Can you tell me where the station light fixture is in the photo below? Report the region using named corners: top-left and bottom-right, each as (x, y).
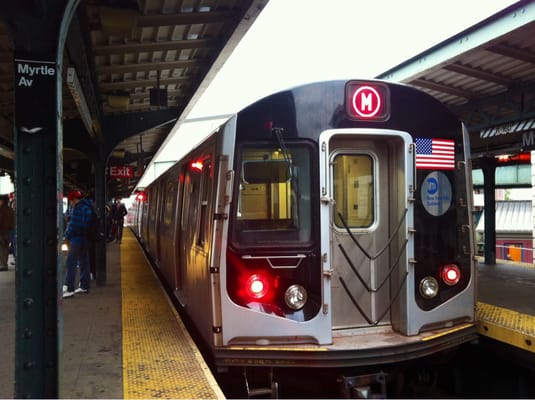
top-left (67, 67), bottom-right (97, 139)
top-left (496, 152), bottom-right (531, 164)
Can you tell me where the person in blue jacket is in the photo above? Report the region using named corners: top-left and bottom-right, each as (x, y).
top-left (63, 190), bottom-right (93, 298)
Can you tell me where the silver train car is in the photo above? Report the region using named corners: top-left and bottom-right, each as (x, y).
top-left (133, 80), bottom-right (477, 397)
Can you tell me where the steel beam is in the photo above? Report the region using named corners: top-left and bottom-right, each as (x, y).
top-left (103, 107), bottom-right (179, 155)
top-left (92, 38), bottom-right (220, 56)
top-left (480, 157), bottom-right (497, 265)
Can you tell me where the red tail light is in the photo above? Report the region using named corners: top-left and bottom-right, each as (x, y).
top-left (190, 160), bottom-right (203, 172)
top-left (440, 264), bottom-right (461, 286)
top-left (245, 273), bottom-right (270, 300)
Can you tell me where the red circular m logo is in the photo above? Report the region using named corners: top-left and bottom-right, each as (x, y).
top-left (351, 85), bottom-right (381, 118)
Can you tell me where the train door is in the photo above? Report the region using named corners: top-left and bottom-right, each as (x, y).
top-left (177, 164), bottom-right (194, 306)
top-left (320, 129), bottom-right (413, 330)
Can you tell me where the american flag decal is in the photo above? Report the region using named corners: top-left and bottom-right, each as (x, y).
top-left (415, 138), bottom-right (455, 170)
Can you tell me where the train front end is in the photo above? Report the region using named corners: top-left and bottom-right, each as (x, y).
top-left (213, 80), bottom-right (477, 369)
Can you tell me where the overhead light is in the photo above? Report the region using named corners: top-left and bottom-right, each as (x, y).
top-left (66, 67), bottom-right (95, 138)
top-left (108, 94), bottom-right (130, 110)
top-left (111, 149), bottom-right (126, 158)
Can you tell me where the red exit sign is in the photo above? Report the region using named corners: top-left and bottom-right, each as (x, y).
top-left (109, 165), bottom-right (133, 178)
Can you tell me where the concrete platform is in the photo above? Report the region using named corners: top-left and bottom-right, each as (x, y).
top-left (477, 260), bottom-right (535, 354)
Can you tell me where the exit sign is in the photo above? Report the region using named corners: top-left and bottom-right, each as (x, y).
top-left (109, 165), bottom-right (133, 178)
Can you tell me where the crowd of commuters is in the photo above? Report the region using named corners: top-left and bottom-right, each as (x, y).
top-left (0, 189), bottom-right (128, 296)
top-left (62, 192), bottom-right (128, 298)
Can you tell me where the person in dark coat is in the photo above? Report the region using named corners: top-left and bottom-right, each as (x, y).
top-left (63, 190), bottom-right (92, 297)
top-left (111, 198), bottom-right (127, 243)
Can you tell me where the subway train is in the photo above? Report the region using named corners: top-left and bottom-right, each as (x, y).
top-left (132, 79), bottom-right (478, 397)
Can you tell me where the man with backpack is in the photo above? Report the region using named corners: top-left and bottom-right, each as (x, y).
top-left (111, 198), bottom-right (128, 244)
top-left (63, 190), bottom-right (93, 298)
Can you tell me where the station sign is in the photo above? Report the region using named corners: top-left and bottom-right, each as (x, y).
top-left (14, 58), bottom-right (57, 132)
top-left (345, 80), bottom-right (390, 122)
top-left (109, 165), bottom-right (134, 178)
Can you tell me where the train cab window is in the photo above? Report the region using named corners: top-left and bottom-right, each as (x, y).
top-left (232, 144), bottom-right (313, 247)
top-left (333, 154), bottom-right (375, 228)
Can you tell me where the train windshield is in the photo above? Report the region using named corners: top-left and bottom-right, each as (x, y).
top-left (231, 143), bottom-right (313, 247)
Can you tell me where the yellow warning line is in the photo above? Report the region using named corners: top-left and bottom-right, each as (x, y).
top-left (121, 230), bottom-right (225, 399)
top-left (420, 323), bottom-right (476, 342)
top-left (477, 302), bottom-right (535, 353)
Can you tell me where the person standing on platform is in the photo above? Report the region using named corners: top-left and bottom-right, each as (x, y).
top-left (112, 198), bottom-right (127, 244)
top-left (63, 190), bottom-right (92, 298)
top-left (0, 194), bottom-right (14, 271)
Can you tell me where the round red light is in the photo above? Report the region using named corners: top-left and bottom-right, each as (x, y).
top-left (441, 264), bottom-right (461, 286)
top-left (245, 274), bottom-right (269, 299)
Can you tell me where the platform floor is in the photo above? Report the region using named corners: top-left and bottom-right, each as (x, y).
top-left (476, 260), bottom-right (535, 354)
top-left (0, 229), bottom-right (224, 399)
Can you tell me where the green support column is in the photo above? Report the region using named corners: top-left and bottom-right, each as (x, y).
top-left (14, 56), bottom-right (62, 400)
top-left (94, 156), bottom-right (107, 284)
top-left (7, 1), bottom-right (80, 397)
top-left (481, 157), bottom-right (497, 265)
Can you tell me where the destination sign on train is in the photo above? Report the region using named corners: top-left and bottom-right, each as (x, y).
top-left (345, 81), bottom-right (390, 121)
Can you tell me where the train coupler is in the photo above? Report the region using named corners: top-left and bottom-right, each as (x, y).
top-left (243, 367), bottom-right (279, 399)
top-left (338, 371), bottom-right (387, 398)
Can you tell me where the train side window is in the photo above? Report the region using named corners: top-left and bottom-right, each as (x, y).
top-left (333, 154), bottom-right (374, 228)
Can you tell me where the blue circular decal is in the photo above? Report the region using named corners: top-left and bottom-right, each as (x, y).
top-left (426, 177), bottom-right (439, 195)
top-left (421, 172), bottom-right (452, 216)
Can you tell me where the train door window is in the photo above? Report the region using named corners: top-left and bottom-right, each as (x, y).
top-left (197, 158), bottom-right (212, 247)
top-left (163, 178), bottom-right (177, 226)
top-left (181, 172), bottom-right (193, 231)
top-left (332, 153), bottom-right (375, 229)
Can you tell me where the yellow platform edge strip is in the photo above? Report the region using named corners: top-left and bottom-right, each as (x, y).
top-left (121, 230), bottom-right (225, 399)
top-left (420, 322), bottom-right (476, 342)
top-left (477, 302), bottom-right (535, 353)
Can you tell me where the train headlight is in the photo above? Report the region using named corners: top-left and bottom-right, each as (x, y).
top-left (419, 276), bottom-right (439, 299)
top-left (284, 284), bottom-right (307, 310)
